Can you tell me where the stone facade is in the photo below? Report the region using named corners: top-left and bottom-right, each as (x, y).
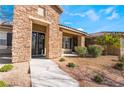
top-left (12, 5), bottom-right (63, 63)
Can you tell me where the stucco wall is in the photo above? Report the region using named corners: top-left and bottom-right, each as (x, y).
top-left (12, 5), bottom-right (62, 63)
top-left (78, 35), bottom-right (85, 47)
top-left (120, 38), bottom-right (124, 56)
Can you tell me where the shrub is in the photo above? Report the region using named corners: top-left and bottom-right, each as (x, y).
top-left (67, 63), bottom-right (76, 68)
top-left (59, 58), bottom-right (65, 62)
top-left (0, 81), bottom-right (8, 87)
top-left (75, 46), bottom-right (87, 57)
top-left (0, 64), bottom-right (13, 72)
top-left (114, 63), bottom-right (124, 71)
top-left (88, 45), bottom-right (103, 57)
top-left (118, 55), bottom-right (124, 63)
top-left (93, 74), bottom-right (104, 84)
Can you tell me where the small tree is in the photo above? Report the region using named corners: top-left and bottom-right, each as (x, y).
top-left (96, 33), bottom-right (120, 55)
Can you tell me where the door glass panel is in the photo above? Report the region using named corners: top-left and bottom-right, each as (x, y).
top-left (38, 33), bottom-right (45, 55)
top-left (32, 32), bottom-right (37, 55)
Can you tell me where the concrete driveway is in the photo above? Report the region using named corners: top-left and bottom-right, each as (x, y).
top-left (30, 58), bottom-right (79, 87)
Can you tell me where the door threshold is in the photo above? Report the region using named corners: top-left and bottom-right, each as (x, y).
top-left (32, 55), bottom-right (46, 59)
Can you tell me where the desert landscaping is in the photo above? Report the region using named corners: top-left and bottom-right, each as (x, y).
top-left (54, 55), bottom-right (124, 87)
top-left (0, 60), bottom-right (31, 87)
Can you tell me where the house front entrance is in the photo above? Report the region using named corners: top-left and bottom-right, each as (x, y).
top-left (32, 32), bottom-right (45, 57)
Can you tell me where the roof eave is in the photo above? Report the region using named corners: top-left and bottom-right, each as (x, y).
top-left (51, 5), bottom-right (63, 14)
top-left (0, 25), bottom-right (13, 30)
top-left (59, 25), bottom-right (89, 36)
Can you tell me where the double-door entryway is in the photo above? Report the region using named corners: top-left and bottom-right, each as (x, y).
top-left (32, 32), bottom-right (45, 57)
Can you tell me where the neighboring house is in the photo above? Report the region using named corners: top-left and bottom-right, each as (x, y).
top-left (87, 32), bottom-right (124, 56)
top-left (0, 5), bottom-right (88, 63)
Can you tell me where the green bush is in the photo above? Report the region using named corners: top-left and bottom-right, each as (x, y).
top-left (118, 55), bottom-right (124, 63)
top-left (59, 58), bottom-right (65, 62)
top-left (88, 45), bottom-right (103, 57)
top-left (75, 46), bottom-right (87, 57)
top-left (67, 63), bottom-right (76, 68)
top-left (93, 74), bottom-right (104, 84)
top-left (114, 63), bottom-right (124, 71)
top-left (0, 81), bottom-right (8, 87)
top-left (0, 64), bottom-right (13, 72)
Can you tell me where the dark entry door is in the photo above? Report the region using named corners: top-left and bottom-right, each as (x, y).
top-left (32, 32), bottom-right (45, 56)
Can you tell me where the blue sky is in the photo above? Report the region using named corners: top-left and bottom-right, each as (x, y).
top-left (0, 5), bottom-right (14, 23)
top-left (0, 5), bottom-right (124, 33)
top-left (60, 5), bottom-right (124, 33)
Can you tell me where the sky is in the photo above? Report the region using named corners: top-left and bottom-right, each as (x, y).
top-left (60, 5), bottom-right (124, 33)
top-left (0, 5), bottom-right (14, 24)
top-left (0, 5), bottom-right (124, 33)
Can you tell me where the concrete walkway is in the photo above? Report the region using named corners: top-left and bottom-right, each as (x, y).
top-left (30, 58), bottom-right (79, 87)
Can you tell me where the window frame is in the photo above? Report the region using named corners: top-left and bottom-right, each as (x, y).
top-left (0, 31), bottom-right (12, 49)
top-left (62, 36), bottom-right (72, 49)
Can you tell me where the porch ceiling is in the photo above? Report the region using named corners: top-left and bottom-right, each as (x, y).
top-left (32, 23), bottom-right (46, 33)
top-left (61, 28), bottom-right (83, 36)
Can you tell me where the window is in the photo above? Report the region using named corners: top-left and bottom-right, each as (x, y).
top-left (7, 33), bottom-right (12, 46)
top-left (37, 7), bottom-right (45, 17)
top-left (62, 36), bottom-right (72, 49)
top-left (0, 31), bottom-right (12, 49)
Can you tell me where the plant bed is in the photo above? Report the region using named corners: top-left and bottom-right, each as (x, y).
top-left (75, 46), bottom-right (87, 57)
top-left (0, 64), bottom-right (13, 72)
top-left (88, 45), bottom-right (103, 58)
top-left (92, 74), bottom-right (104, 84)
top-left (66, 63), bottom-right (76, 68)
top-left (59, 58), bottom-right (65, 62)
top-left (113, 63), bottom-right (124, 71)
top-left (55, 56), bottom-right (124, 86)
top-left (0, 81), bottom-right (8, 87)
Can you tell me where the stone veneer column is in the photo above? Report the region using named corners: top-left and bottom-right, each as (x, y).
top-left (12, 6), bottom-right (32, 63)
top-left (48, 23), bottom-right (62, 58)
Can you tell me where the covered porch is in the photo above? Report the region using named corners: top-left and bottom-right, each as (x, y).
top-left (60, 25), bottom-right (86, 56)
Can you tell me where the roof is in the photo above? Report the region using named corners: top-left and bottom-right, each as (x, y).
top-left (51, 5), bottom-right (63, 14)
top-left (59, 24), bottom-right (89, 36)
top-left (55, 5), bottom-right (63, 13)
top-left (90, 31), bottom-right (124, 37)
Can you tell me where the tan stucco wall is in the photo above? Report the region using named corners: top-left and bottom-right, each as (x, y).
top-left (120, 37), bottom-right (124, 56)
top-left (12, 5), bottom-right (62, 63)
top-left (78, 35), bottom-right (85, 47)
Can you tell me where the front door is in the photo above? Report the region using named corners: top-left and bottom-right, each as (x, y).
top-left (32, 32), bottom-right (45, 56)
